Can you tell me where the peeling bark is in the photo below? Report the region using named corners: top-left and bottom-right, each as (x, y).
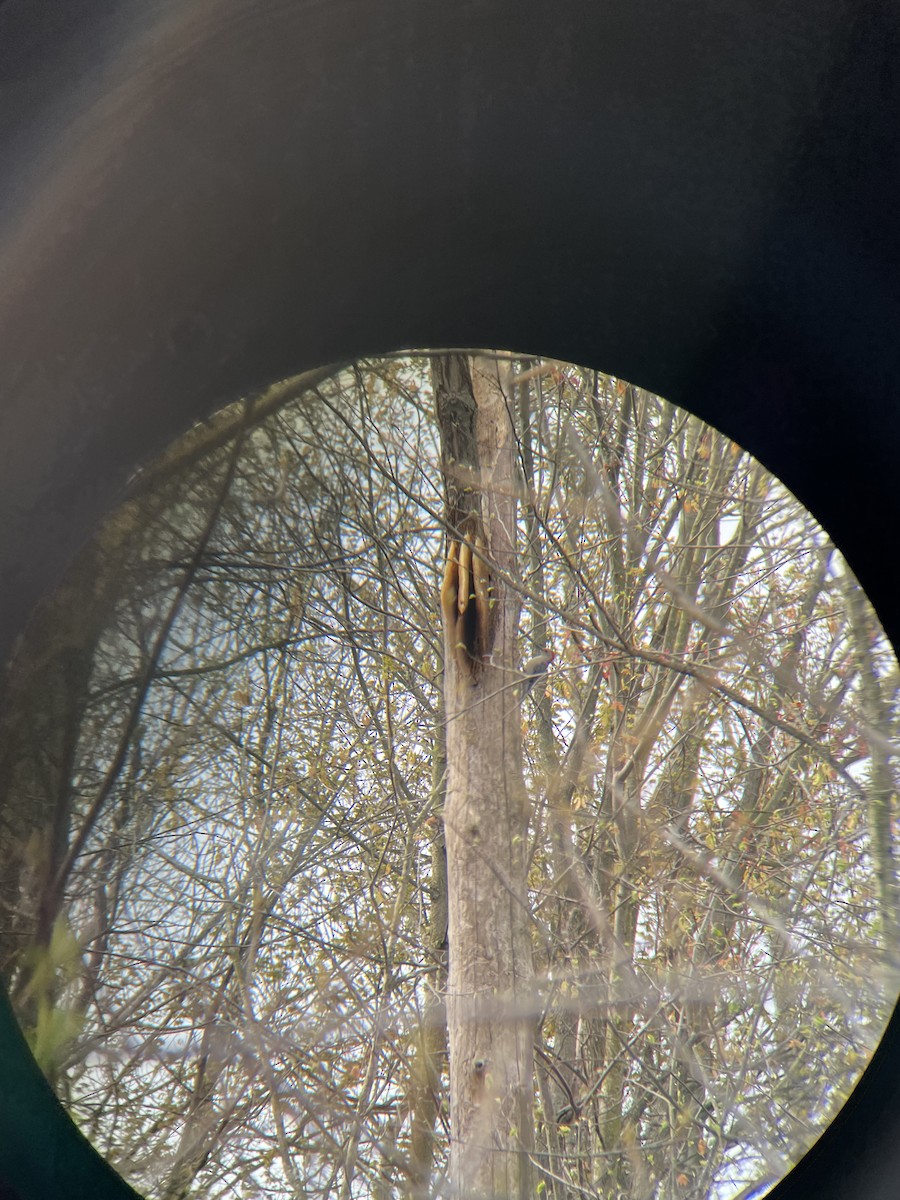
top-left (434, 354), bottom-right (535, 1199)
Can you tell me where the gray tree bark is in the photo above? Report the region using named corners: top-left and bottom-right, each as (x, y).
top-left (434, 354), bottom-right (535, 1199)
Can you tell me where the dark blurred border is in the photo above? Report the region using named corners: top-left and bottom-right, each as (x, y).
top-left (1, 2), bottom-right (898, 1196)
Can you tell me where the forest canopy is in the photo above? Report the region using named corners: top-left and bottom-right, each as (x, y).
top-left (0, 354), bottom-right (897, 1200)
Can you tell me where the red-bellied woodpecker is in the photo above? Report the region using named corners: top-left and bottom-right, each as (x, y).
top-left (520, 649), bottom-right (556, 696)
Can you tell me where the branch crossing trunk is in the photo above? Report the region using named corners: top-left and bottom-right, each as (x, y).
top-left (434, 354), bottom-right (536, 1199)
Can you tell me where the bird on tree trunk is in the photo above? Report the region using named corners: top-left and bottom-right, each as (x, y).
top-left (520, 649), bottom-right (556, 696)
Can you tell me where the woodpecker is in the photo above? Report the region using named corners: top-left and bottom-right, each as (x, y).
top-left (520, 649), bottom-right (556, 696)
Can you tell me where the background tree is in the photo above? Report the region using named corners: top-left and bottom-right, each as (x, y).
top-left (515, 369), bottom-right (898, 1197)
top-left (0, 355), bottom-right (896, 1200)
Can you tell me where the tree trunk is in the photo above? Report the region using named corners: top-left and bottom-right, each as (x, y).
top-left (408, 713), bottom-right (449, 1198)
top-left (434, 354), bottom-right (535, 1199)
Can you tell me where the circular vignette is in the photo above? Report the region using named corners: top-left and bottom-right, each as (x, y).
top-left (3, 354), bottom-right (897, 1199)
top-left (1, 3), bottom-right (900, 1199)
